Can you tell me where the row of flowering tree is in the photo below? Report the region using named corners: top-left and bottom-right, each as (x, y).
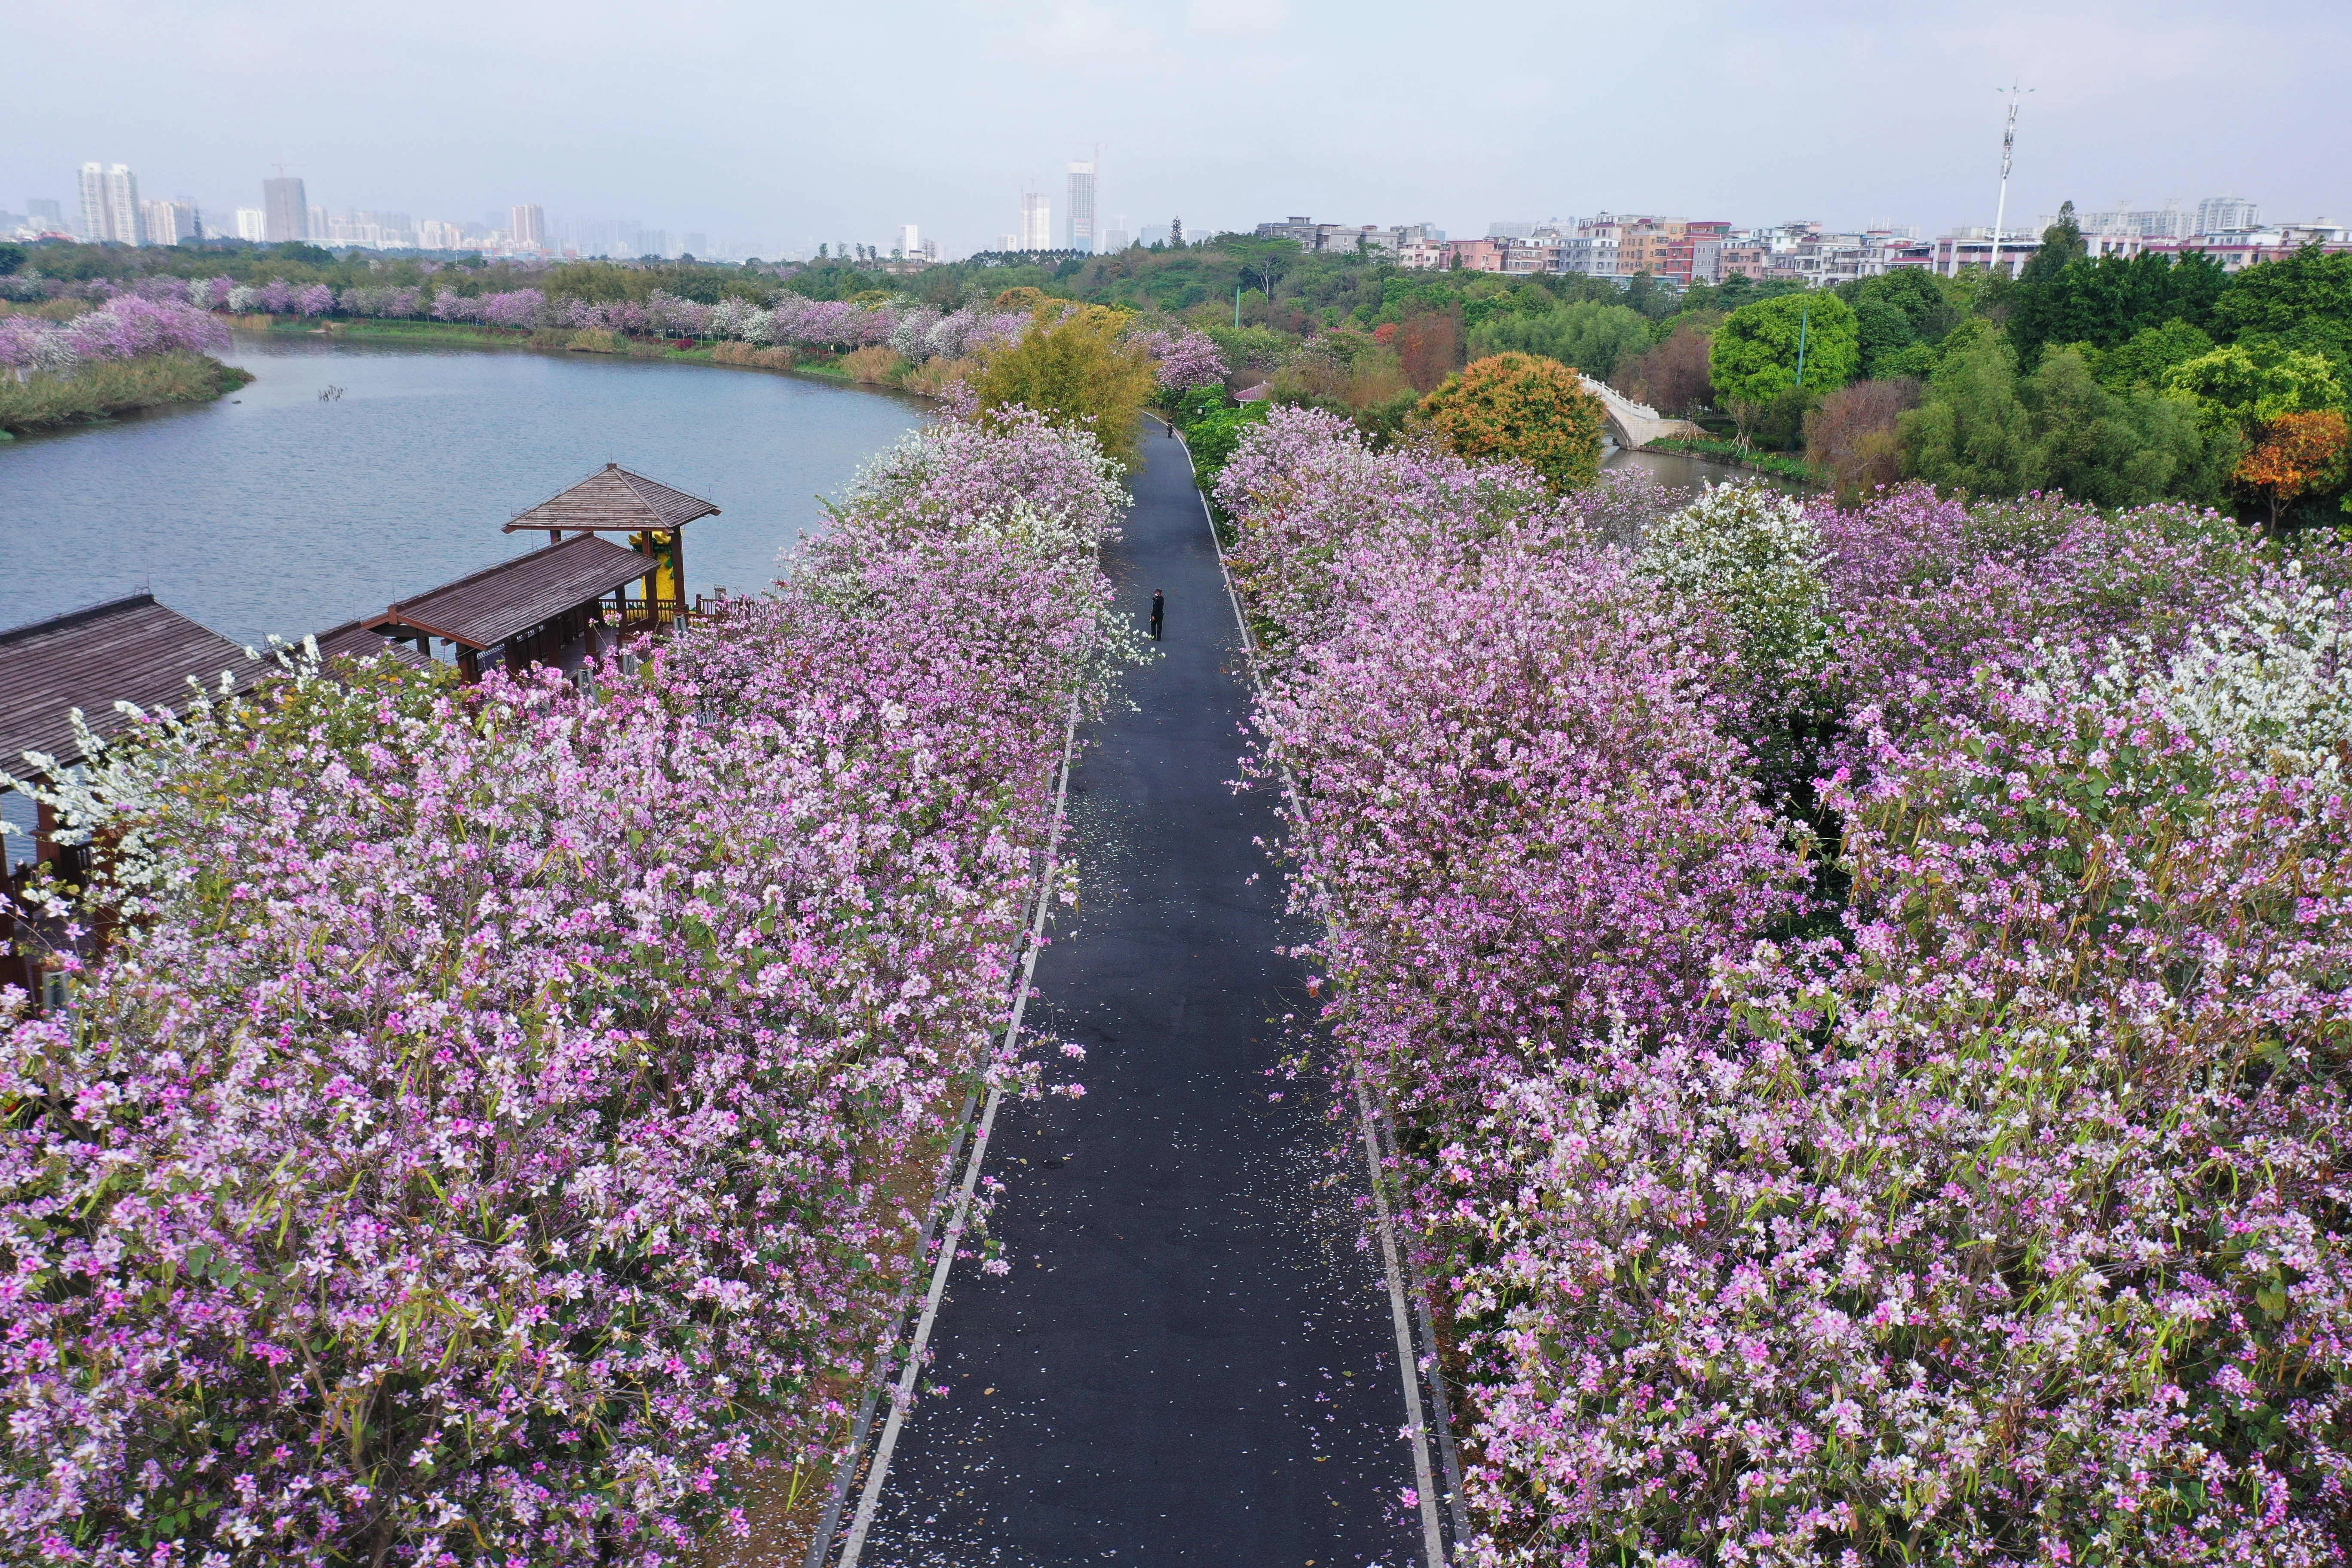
top-left (0, 408), bottom-right (1136, 1563)
top-left (0, 296), bottom-right (228, 377)
top-left (1219, 405), bottom-right (2352, 1563)
top-left (24, 271), bottom-right (1228, 387)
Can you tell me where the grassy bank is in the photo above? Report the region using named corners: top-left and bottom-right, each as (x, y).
top-left (1641, 434), bottom-right (1820, 484)
top-left (0, 352), bottom-right (254, 435)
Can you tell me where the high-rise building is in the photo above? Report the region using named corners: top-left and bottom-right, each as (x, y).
top-left (1065, 159), bottom-right (1096, 253)
top-left (141, 199), bottom-right (199, 245)
top-left (1020, 191), bottom-right (1051, 250)
top-left (1103, 216), bottom-right (1130, 251)
top-left (27, 198), bottom-right (65, 233)
top-left (79, 163), bottom-right (143, 245)
top-left (683, 232), bottom-right (708, 257)
top-left (262, 175), bottom-right (308, 243)
top-left (510, 204), bottom-right (546, 251)
top-left (234, 208), bottom-right (266, 241)
top-left (996, 232), bottom-right (1019, 252)
top-left (2196, 196), bottom-right (2260, 235)
top-left (896, 224), bottom-right (920, 258)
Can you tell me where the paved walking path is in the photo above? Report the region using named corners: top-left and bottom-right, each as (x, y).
top-left (852, 432), bottom-right (1421, 1566)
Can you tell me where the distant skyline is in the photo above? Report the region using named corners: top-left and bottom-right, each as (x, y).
top-left (7, 0), bottom-right (2346, 259)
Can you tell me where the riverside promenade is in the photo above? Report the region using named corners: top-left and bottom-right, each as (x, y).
top-left (851, 431), bottom-right (1423, 1565)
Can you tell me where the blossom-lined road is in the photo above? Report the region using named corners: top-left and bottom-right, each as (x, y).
top-left (851, 430), bottom-right (1423, 1565)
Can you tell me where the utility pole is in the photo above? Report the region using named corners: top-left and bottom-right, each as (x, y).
top-left (1795, 303), bottom-right (1810, 388)
top-left (1989, 82), bottom-right (2033, 279)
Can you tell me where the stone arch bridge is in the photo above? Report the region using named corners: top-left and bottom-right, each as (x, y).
top-left (1580, 374), bottom-right (1705, 450)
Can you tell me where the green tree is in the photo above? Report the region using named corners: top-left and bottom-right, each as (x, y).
top-left (1853, 296), bottom-right (1917, 380)
top-left (1678, 274), bottom-right (1805, 315)
top-left (1899, 323), bottom-right (2038, 495)
top-left (971, 303), bottom-right (1157, 468)
top-left (2015, 201), bottom-right (2088, 293)
top-left (1418, 352), bottom-right (1608, 490)
top-left (2164, 344), bottom-right (2347, 439)
top-left (1467, 300), bottom-right (1652, 380)
top-left (2212, 245), bottom-right (2352, 381)
top-left (1710, 291), bottom-right (1860, 444)
top-left (2094, 319), bottom-right (2215, 390)
top-left (1622, 271), bottom-right (1675, 321)
top-left (1900, 327), bottom-right (2230, 505)
top-left (0, 242), bottom-right (24, 277)
top-left (2023, 347), bottom-right (2221, 507)
top-left (2012, 249), bottom-right (2230, 361)
top-left (1853, 268), bottom-right (1963, 342)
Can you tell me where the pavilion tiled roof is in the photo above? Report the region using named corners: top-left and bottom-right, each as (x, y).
top-left (502, 462), bottom-right (720, 535)
top-left (0, 594), bottom-right (254, 772)
top-left (366, 536), bottom-right (657, 652)
top-left (310, 619), bottom-right (432, 671)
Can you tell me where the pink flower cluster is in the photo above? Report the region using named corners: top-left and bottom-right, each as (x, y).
top-left (1219, 411), bottom-right (2352, 1562)
top-left (0, 409), bottom-right (1129, 1564)
top-left (432, 285), bottom-right (547, 330)
top-left (0, 297), bottom-right (230, 374)
top-left (1129, 326), bottom-right (1228, 391)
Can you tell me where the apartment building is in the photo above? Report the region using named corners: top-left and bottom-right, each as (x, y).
top-left (141, 199), bottom-right (199, 245)
top-left (1441, 234), bottom-right (1561, 273)
top-left (1255, 217), bottom-right (1444, 257)
top-left (78, 162), bottom-right (142, 245)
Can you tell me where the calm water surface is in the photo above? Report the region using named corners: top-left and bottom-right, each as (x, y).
top-left (1, 332), bottom-right (928, 645)
top-left (1605, 444), bottom-right (1811, 494)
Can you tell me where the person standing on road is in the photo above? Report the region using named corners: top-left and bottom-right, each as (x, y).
top-left (1149, 590), bottom-right (1164, 640)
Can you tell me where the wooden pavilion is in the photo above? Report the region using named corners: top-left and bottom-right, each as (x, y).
top-left (365, 464), bottom-right (720, 680)
top-left (502, 462), bottom-right (721, 628)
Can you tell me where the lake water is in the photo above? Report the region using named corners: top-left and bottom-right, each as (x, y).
top-left (0, 331), bottom-right (930, 646)
top-left (1605, 444), bottom-right (1810, 494)
top-left (0, 338), bottom-right (1799, 649)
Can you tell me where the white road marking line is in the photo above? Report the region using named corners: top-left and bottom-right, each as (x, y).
top-left (826, 703), bottom-right (1081, 1568)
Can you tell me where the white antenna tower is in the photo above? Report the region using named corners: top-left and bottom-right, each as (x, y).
top-left (1989, 82), bottom-right (2034, 278)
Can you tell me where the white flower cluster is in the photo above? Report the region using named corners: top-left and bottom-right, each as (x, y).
top-left (1638, 481), bottom-right (1831, 711)
top-left (2139, 568), bottom-right (2352, 776)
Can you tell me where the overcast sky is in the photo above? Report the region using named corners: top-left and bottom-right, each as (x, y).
top-left (10, 0), bottom-right (2346, 256)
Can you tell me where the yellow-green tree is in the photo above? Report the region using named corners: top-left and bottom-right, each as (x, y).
top-left (973, 303), bottom-right (1156, 468)
top-left (1418, 351), bottom-right (1608, 490)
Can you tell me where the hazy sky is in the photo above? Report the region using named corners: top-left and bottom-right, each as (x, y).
top-left (10, 0), bottom-right (2346, 255)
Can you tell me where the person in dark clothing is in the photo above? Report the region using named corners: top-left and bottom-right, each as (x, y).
top-left (1149, 590), bottom-right (1164, 640)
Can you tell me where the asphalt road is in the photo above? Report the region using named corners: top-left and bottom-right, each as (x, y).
top-left (854, 427), bottom-right (1421, 1567)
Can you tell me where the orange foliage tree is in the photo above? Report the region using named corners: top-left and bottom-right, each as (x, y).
top-left (2234, 408), bottom-right (2350, 531)
top-left (1418, 351), bottom-right (1609, 491)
